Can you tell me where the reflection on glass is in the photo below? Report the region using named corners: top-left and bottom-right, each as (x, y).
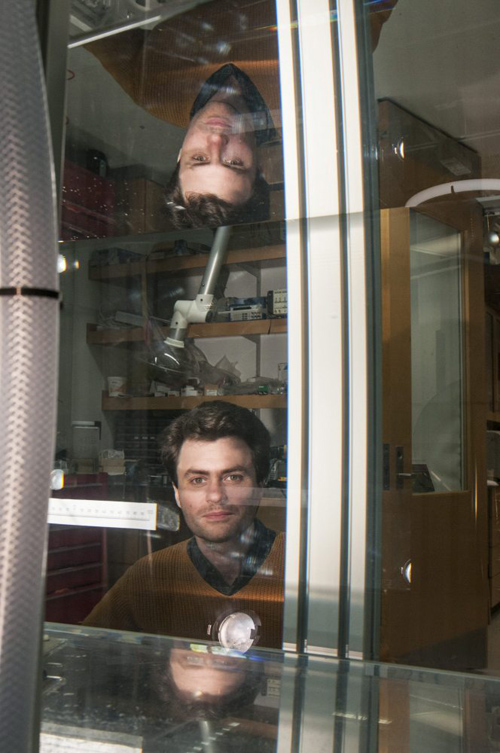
top-left (52, 0), bottom-right (287, 648)
top-left (168, 645), bottom-right (259, 705)
top-left (83, 402), bottom-right (285, 649)
top-left (42, 628), bottom-right (276, 751)
top-left (64, 0), bottom-right (283, 239)
top-left (166, 63), bottom-right (277, 228)
top-left (408, 682), bottom-right (463, 753)
top-left (410, 212), bottom-right (463, 492)
top-left (41, 624), bottom-right (500, 752)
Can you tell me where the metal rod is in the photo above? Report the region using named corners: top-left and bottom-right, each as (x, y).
top-left (198, 226), bottom-right (232, 298)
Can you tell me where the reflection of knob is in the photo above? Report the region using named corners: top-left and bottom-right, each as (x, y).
top-left (400, 559), bottom-right (412, 584)
top-left (488, 231), bottom-right (500, 247)
top-left (208, 611), bottom-right (261, 653)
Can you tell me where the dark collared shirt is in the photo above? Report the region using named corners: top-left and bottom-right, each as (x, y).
top-left (187, 519), bottom-right (277, 596)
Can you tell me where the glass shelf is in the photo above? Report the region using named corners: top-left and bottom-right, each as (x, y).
top-left (41, 623), bottom-right (500, 753)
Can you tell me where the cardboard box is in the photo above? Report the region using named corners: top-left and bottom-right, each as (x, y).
top-left (100, 459), bottom-right (126, 476)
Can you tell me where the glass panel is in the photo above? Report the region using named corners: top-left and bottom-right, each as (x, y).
top-left (40, 623), bottom-right (500, 752)
top-left (410, 212), bottom-right (463, 492)
top-left (68, 1), bottom-right (213, 45)
top-left (50, 0), bottom-right (288, 653)
top-left (370, 0), bottom-right (500, 675)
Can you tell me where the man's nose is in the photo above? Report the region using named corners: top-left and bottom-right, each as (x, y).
top-left (206, 477), bottom-right (226, 504)
top-left (207, 131), bottom-right (229, 154)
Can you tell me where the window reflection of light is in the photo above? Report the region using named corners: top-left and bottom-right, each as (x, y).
top-left (57, 255), bottom-right (79, 273)
top-left (488, 231), bottom-right (500, 247)
top-left (50, 469), bottom-right (65, 491)
top-left (394, 138), bottom-right (405, 160)
top-left (401, 559), bottom-right (412, 584)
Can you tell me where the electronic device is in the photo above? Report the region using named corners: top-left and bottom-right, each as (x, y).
top-left (228, 297), bottom-right (266, 321)
top-left (267, 289), bottom-right (287, 317)
top-left (268, 445), bottom-right (287, 488)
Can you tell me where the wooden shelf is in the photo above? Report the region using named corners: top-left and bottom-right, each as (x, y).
top-left (102, 394), bottom-right (286, 411)
top-left (89, 243), bottom-right (286, 281)
top-left (188, 319), bottom-right (286, 338)
top-left (487, 412), bottom-right (500, 424)
top-left (87, 324), bottom-right (145, 345)
top-left (87, 318), bottom-right (287, 345)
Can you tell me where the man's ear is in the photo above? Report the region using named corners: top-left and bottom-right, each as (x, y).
top-left (173, 485), bottom-right (181, 508)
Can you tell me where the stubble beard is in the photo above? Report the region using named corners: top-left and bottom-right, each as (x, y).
top-left (187, 505), bottom-right (259, 547)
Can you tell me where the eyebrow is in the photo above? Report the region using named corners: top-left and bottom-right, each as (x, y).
top-left (183, 465), bottom-right (251, 478)
top-left (187, 160), bottom-right (249, 174)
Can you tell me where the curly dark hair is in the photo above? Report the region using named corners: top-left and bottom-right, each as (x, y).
top-left (160, 401), bottom-right (271, 486)
top-left (165, 163), bottom-right (270, 229)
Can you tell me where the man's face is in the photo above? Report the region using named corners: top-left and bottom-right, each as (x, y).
top-left (169, 648), bottom-right (246, 700)
top-left (173, 436), bottom-right (262, 545)
top-left (178, 96), bottom-right (258, 205)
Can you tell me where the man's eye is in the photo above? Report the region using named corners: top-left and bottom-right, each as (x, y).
top-left (224, 474), bottom-right (244, 483)
top-left (190, 477), bottom-right (206, 485)
top-left (224, 158), bottom-right (244, 168)
top-left (193, 155), bottom-right (209, 162)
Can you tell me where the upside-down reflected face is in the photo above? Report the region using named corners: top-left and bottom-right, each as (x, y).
top-left (178, 96), bottom-right (258, 205)
top-left (169, 648), bottom-right (246, 700)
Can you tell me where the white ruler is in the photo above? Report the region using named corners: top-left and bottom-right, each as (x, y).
top-left (48, 498), bottom-right (157, 530)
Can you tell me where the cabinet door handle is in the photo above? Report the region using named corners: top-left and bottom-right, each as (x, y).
top-left (396, 446), bottom-right (414, 489)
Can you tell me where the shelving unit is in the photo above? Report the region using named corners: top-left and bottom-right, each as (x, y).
top-left (102, 393), bottom-right (286, 411)
top-left (87, 237), bottom-right (288, 416)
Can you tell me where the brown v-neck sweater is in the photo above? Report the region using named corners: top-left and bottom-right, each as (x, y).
top-left (84, 533), bottom-right (284, 648)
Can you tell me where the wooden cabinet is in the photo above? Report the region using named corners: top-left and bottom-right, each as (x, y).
top-left (485, 311), bottom-right (500, 610)
top-left (486, 307), bottom-right (500, 421)
top-left (45, 526), bottom-right (106, 624)
top-left (489, 487), bottom-right (500, 608)
top-left (46, 474), bottom-right (109, 624)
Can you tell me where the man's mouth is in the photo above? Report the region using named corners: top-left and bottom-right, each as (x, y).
top-left (204, 117), bottom-right (232, 129)
top-left (203, 510), bottom-right (233, 520)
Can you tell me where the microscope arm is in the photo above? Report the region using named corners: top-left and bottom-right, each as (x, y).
top-left (166, 226), bottom-right (232, 347)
